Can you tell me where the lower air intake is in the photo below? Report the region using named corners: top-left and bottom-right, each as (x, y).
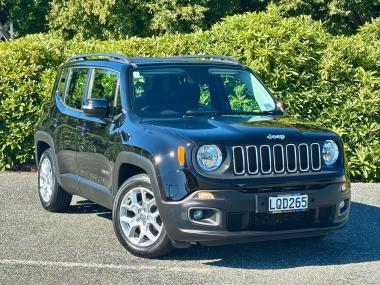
top-left (227, 210), bottom-right (317, 231)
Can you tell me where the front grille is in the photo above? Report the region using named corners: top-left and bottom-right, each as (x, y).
top-left (232, 143), bottom-right (322, 176)
top-left (227, 210), bottom-right (317, 231)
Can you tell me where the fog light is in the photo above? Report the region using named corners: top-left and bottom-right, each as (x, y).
top-left (188, 208), bottom-right (222, 226)
top-left (193, 209), bottom-right (204, 220)
top-left (338, 199), bottom-right (350, 216)
top-left (194, 191), bottom-right (215, 200)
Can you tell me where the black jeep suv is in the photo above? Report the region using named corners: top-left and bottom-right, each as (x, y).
top-left (35, 53), bottom-right (351, 257)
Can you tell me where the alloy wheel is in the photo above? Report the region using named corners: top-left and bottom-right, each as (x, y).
top-left (119, 187), bottom-right (163, 247)
top-left (39, 157), bottom-right (54, 203)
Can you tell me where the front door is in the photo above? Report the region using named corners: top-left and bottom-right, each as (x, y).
top-left (76, 67), bottom-right (121, 208)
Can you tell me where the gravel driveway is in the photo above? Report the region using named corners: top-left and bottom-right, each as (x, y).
top-left (0, 172), bottom-right (379, 284)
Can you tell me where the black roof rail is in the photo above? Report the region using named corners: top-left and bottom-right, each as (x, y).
top-left (67, 53), bottom-right (136, 67)
top-left (172, 54), bottom-right (241, 65)
top-left (66, 53), bottom-right (241, 66)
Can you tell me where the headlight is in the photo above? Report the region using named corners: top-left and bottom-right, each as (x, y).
top-left (322, 140), bottom-right (339, 166)
top-left (196, 145), bottom-right (222, 172)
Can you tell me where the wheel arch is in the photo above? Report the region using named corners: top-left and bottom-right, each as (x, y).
top-left (113, 152), bottom-right (163, 200)
top-left (35, 131), bottom-right (56, 167)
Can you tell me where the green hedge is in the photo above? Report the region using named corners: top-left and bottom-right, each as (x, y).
top-left (0, 8), bottom-right (379, 181)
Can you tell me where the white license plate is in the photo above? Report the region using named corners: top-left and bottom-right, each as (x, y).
top-left (269, 194), bottom-right (308, 212)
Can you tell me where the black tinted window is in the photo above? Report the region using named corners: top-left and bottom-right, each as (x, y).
top-left (65, 68), bottom-right (88, 109)
top-left (88, 69), bottom-right (118, 102)
top-left (56, 69), bottom-right (69, 98)
top-left (131, 67), bottom-right (275, 117)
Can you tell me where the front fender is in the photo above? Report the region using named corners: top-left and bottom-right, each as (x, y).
top-left (113, 151), bottom-right (161, 196)
top-left (113, 151), bottom-right (192, 201)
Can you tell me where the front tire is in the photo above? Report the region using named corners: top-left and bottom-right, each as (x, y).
top-left (112, 174), bottom-right (173, 258)
top-left (38, 148), bottom-right (72, 212)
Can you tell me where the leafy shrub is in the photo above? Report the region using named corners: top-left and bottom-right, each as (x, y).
top-left (0, 10), bottom-right (379, 181)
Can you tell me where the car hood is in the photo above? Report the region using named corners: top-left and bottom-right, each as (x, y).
top-left (141, 115), bottom-right (339, 145)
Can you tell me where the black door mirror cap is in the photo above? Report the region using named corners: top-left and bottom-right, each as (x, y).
top-left (82, 98), bottom-right (109, 117)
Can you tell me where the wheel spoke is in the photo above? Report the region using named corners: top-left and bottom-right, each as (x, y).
top-left (145, 229), bottom-right (156, 241)
top-left (120, 203), bottom-right (130, 209)
top-left (146, 198), bottom-right (155, 208)
top-left (137, 229), bottom-right (146, 244)
top-left (40, 161), bottom-right (47, 174)
top-left (120, 215), bottom-right (135, 224)
top-left (130, 190), bottom-right (138, 206)
top-left (127, 222), bottom-right (140, 239)
top-left (151, 220), bottom-right (161, 231)
top-left (141, 190), bottom-right (147, 203)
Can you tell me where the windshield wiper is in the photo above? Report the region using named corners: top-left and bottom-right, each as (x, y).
top-left (183, 109), bottom-right (277, 117)
top-left (183, 110), bottom-right (220, 117)
top-left (220, 110), bottom-right (277, 116)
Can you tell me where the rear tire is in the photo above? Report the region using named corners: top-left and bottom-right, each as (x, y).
top-left (38, 148), bottom-right (72, 212)
top-left (112, 174), bottom-right (174, 258)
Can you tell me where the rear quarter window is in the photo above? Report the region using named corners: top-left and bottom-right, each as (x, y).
top-left (56, 69), bottom-right (69, 98)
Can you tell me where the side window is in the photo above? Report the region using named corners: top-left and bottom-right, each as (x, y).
top-left (56, 69), bottom-right (69, 98)
top-left (88, 69), bottom-right (119, 101)
top-left (88, 68), bottom-right (120, 115)
top-left (65, 68), bottom-right (89, 110)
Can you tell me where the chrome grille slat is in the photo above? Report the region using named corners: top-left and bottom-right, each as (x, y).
top-left (232, 142), bottom-right (322, 176)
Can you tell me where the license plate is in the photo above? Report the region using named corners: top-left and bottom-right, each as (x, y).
top-left (268, 194), bottom-right (308, 212)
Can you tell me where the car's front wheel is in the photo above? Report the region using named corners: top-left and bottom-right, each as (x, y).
top-left (38, 148), bottom-right (72, 212)
top-left (112, 174), bottom-right (173, 258)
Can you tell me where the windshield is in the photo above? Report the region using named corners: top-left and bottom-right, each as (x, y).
top-left (131, 66), bottom-right (276, 117)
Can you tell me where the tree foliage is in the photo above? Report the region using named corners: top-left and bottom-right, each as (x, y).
top-left (1, 0), bottom-right (379, 38)
top-left (0, 0), bottom-right (49, 37)
top-left (47, 0), bottom-right (246, 39)
top-left (145, 0), bottom-right (208, 34)
top-left (47, 0), bottom-right (150, 39)
top-left (273, 0), bottom-right (380, 34)
top-left (46, 0), bottom-right (379, 38)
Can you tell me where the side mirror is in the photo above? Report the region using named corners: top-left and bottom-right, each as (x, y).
top-left (82, 98), bottom-right (109, 117)
top-left (276, 99), bottom-right (285, 112)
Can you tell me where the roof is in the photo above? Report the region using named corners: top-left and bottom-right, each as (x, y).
top-left (66, 53), bottom-right (244, 68)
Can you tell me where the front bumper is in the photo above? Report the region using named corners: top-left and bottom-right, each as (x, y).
top-left (158, 182), bottom-right (351, 246)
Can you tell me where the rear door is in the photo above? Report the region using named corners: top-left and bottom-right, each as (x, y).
top-left (76, 67), bottom-right (121, 207)
top-left (55, 67), bottom-right (90, 193)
